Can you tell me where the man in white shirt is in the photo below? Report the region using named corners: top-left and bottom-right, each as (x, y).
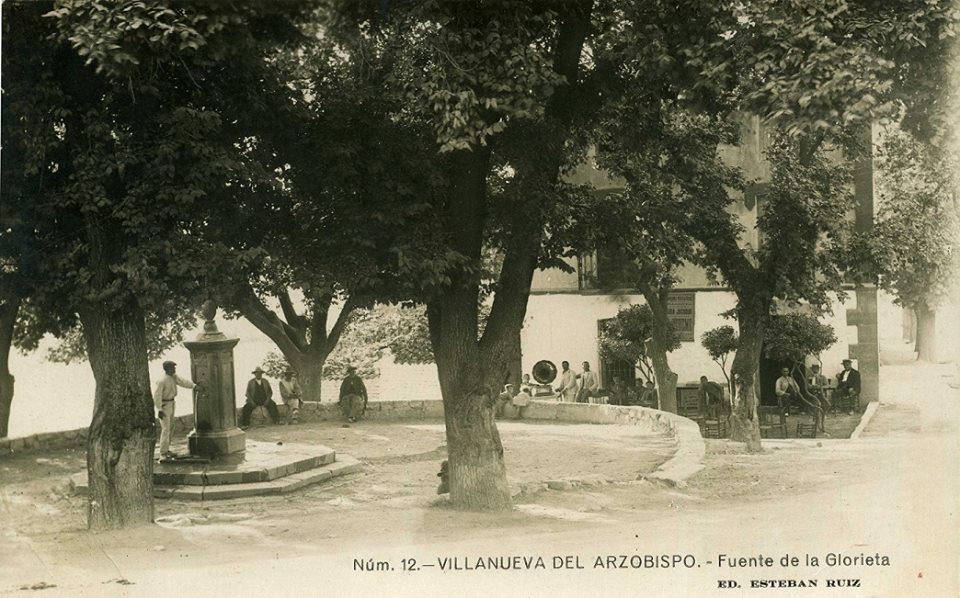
top-left (153, 361), bottom-right (198, 458)
top-left (576, 361), bottom-right (600, 403)
top-left (775, 367), bottom-right (801, 414)
top-left (555, 361), bottom-right (578, 402)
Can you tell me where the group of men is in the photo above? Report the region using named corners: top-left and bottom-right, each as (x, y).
top-left (554, 360), bottom-right (601, 403)
top-left (695, 358), bottom-right (862, 427)
top-left (774, 358), bottom-right (862, 415)
top-left (152, 360), bottom-right (368, 459)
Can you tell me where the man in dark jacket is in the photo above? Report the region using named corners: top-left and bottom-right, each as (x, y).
top-left (339, 365), bottom-right (368, 423)
top-left (835, 359), bottom-right (861, 413)
top-left (240, 367), bottom-right (280, 428)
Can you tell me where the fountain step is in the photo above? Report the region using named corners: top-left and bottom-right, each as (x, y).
top-left (153, 455), bottom-right (362, 500)
top-left (154, 441), bottom-right (336, 486)
top-left (69, 442), bottom-right (362, 500)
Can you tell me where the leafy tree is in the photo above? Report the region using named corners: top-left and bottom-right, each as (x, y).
top-left (320, 0), bottom-right (602, 509)
top-left (701, 326), bottom-right (739, 397)
top-left (259, 304), bottom-right (435, 383)
top-left (2, 1), bottom-right (311, 528)
top-left (599, 304), bottom-right (681, 401)
top-left (851, 128), bottom-right (959, 361)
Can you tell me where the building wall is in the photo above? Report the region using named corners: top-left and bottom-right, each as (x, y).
top-left (521, 290), bottom-right (855, 388)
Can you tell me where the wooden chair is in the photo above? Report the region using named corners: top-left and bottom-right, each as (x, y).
top-left (835, 391), bottom-right (860, 414)
top-left (699, 404), bottom-right (728, 439)
top-left (677, 389), bottom-right (702, 420)
top-left (796, 417), bottom-right (817, 439)
top-left (758, 406), bottom-right (787, 439)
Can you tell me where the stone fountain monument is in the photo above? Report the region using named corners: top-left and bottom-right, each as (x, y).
top-left (184, 300), bottom-right (245, 460)
top-left (72, 301), bottom-right (361, 500)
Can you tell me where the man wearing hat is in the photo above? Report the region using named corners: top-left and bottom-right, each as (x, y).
top-left (835, 359), bottom-right (861, 413)
top-left (338, 365), bottom-right (368, 423)
top-left (240, 366), bottom-right (280, 428)
top-left (153, 361), bottom-right (200, 458)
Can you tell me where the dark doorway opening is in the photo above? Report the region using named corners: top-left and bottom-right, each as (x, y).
top-left (759, 348), bottom-right (806, 406)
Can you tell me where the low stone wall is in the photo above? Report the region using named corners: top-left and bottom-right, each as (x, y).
top-left (2, 400), bottom-right (705, 487)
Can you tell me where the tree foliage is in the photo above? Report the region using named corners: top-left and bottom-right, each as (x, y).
top-left (852, 127), bottom-right (959, 314)
top-left (763, 314), bottom-right (837, 366)
top-left (701, 325), bottom-right (739, 393)
top-left (599, 304), bottom-right (680, 382)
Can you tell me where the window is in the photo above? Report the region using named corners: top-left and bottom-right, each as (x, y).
top-left (666, 292), bottom-right (696, 342)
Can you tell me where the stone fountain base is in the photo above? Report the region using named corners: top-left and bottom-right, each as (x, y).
top-left (70, 440), bottom-right (361, 501)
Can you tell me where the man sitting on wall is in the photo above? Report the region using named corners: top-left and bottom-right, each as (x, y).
top-left (240, 367), bottom-right (280, 429)
top-left (339, 365), bottom-right (368, 423)
top-left (639, 380), bottom-right (659, 408)
top-left (576, 361), bottom-right (600, 403)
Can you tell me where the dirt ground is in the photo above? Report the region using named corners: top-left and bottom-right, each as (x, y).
top-left (0, 420), bottom-right (677, 541)
top-left (1, 362), bottom-right (957, 597)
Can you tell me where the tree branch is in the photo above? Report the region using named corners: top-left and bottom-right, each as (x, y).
top-left (325, 294), bottom-right (358, 355)
top-left (308, 292), bottom-right (333, 348)
top-left (235, 283), bottom-right (307, 356)
top-left (277, 288), bottom-right (307, 335)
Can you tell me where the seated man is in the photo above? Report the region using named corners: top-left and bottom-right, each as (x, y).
top-left (835, 359), bottom-right (861, 413)
top-left (240, 367), bottom-right (280, 428)
top-left (575, 362), bottom-right (600, 403)
top-left (339, 365), bottom-right (368, 423)
top-left (775, 367), bottom-right (802, 415)
top-left (511, 384), bottom-right (531, 419)
top-left (639, 380), bottom-right (658, 408)
top-left (608, 376), bottom-right (626, 406)
top-left (495, 383), bottom-right (514, 419)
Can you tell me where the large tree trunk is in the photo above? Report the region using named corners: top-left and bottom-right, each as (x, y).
top-left (640, 283), bottom-right (678, 413)
top-left (288, 351), bottom-right (326, 403)
top-left (914, 305), bottom-right (937, 362)
top-left (0, 298), bottom-right (20, 438)
top-left (429, 148), bottom-right (513, 511)
top-left (730, 313), bottom-right (763, 452)
top-left (430, 309), bottom-right (512, 510)
top-left (79, 301), bottom-right (156, 530)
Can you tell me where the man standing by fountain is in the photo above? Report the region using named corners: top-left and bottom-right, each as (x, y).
top-left (153, 361), bottom-right (200, 458)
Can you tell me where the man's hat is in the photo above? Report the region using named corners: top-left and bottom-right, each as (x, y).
top-left (252, 366), bottom-right (266, 374)
top-left (346, 365), bottom-right (357, 372)
top-left (842, 358), bottom-right (852, 364)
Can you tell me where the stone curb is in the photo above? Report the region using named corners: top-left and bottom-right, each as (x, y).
top-left (849, 401), bottom-right (880, 440)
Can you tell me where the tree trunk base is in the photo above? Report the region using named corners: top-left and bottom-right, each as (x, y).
top-left (445, 395), bottom-right (513, 511)
top-left (0, 373), bottom-right (13, 438)
top-left (729, 413), bottom-right (762, 452)
top-left (87, 428), bottom-right (155, 530)
top-left (915, 308), bottom-right (937, 363)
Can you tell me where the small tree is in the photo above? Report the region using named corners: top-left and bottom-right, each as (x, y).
top-left (701, 325), bottom-right (739, 398)
top-left (599, 304), bottom-right (681, 409)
